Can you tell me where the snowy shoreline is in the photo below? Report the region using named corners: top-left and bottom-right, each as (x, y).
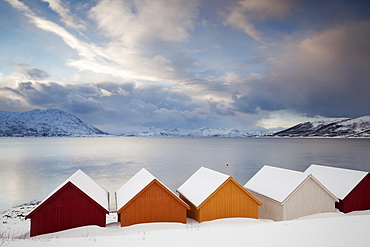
top-left (1, 202), bottom-right (370, 247)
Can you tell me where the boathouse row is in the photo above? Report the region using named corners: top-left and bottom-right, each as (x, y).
top-left (26, 165), bottom-right (369, 236)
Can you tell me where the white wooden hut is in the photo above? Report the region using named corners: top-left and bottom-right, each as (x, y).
top-left (244, 165), bottom-right (338, 221)
top-left (304, 164), bottom-right (370, 213)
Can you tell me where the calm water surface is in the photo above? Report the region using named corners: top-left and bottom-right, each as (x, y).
top-left (0, 137), bottom-right (369, 212)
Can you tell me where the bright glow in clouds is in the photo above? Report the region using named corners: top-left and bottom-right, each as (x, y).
top-left (257, 111), bottom-right (327, 130)
top-left (0, 0), bottom-right (369, 133)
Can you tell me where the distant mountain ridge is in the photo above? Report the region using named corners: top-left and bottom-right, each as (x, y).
top-left (0, 109), bottom-right (107, 137)
top-left (0, 109), bottom-right (252, 138)
top-left (121, 126), bottom-right (251, 137)
top-left (187, 127), bottom-right (250, 137)
top-left (271, 116), bottom-right (370, 137)
top-left (1, 109), bottom-right (369, 138)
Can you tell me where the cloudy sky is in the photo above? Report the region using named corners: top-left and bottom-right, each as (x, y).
top-left (0, 0), bottom-right (369, 133)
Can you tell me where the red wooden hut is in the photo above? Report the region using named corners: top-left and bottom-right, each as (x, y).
top-left (26, 170), bottom-right (109, 237)
top-left (305, 164), bottom-right (370, 213)
top-left (116, 168), bottom-right (189, 227)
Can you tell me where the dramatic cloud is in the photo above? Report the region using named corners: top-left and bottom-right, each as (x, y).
top-left (41, 0), bottom-right (86, 30)
top-left (3, 0), bottom-right (200, 84)
top-left (89, 0), bottom-right (198, 47)
top-left (4, 0), bottom-right (107, 63)
top-left (1, 0), bottom-right (369, 132)
top-left (7, 0), bottom-right (199, 84)
top-left (224, 0), bottom-right (294, 40)
top-left (13, 64), bottom-right (49, 80)
top-left (233, 21), bottom-right (370, 118)
top-left (0, 81), bottom-right (242, 132)
top-left (79, 0), bottom-right (200, 83)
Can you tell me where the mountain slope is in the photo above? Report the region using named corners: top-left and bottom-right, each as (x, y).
top-left (120, 127), bottom-right (251, 137)
top-left (0, 109), bottom-right (107, 137)
top-left (272, 116), bottom-right (370, 137)
top-left (187, 127), bottom-right (250, 137)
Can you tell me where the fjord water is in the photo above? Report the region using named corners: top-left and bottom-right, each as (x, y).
top-left (1, 137), bottom-right (369, 212)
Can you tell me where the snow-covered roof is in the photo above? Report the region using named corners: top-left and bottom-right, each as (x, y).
top-left (244, 166), bottom-right (310, 203)
top-left (177, 167), bottom-right (230, 207)
top-left (304, 164), bottom-right (368, 200)
top-left (38, 170), bottom-right (109, 211)
top-left (115, 168), bottom-right (184, 211)
top-left (116, 168), bottom-right (155, 210)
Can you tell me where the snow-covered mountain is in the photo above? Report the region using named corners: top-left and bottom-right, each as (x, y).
top-left (0, 110), bottom-right (251, 138)
top-left (121, 127), bottom-right (251, 137)
top-left (3, 109), bottom-right (368, 138)
top-left (187, 127), bottom-right (250, 137)
top-left (0, 109), bottom-right (107, 137)
top-left (121, 127), bottom-right (186, 137)
top-left (272, 116), bottom-right (370, 137)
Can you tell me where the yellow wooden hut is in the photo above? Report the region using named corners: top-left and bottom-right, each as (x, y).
top-left (177, 167), bottom-right (261, 222)
top-left (116, 168), bottom-right (189, 227)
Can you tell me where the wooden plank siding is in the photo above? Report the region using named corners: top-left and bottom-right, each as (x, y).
top-left (337, 173), bottom-right (370, 213)
top-left (283, 177), bottom-right (336, 221)
top-left (248, 177), bottom-right (337, 221)
top-left (198, 178), bottom-right (260, 222)
top-left (117, 180), bottom-right (189, 227)
top-left (26, 182), bottom-right (108, 237)
top-left (180, 178), bottom-right (261, 222)
top-left (178, 195), bottom-right (200, 220)
top-left (248, 192), bottom-right (284, 221)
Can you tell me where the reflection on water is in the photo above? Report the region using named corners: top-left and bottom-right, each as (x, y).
top-left (0, 137), bottom-right (369, 212)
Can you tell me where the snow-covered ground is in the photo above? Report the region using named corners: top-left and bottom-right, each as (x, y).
top-left (1, 203), bottom-right (369, 247)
